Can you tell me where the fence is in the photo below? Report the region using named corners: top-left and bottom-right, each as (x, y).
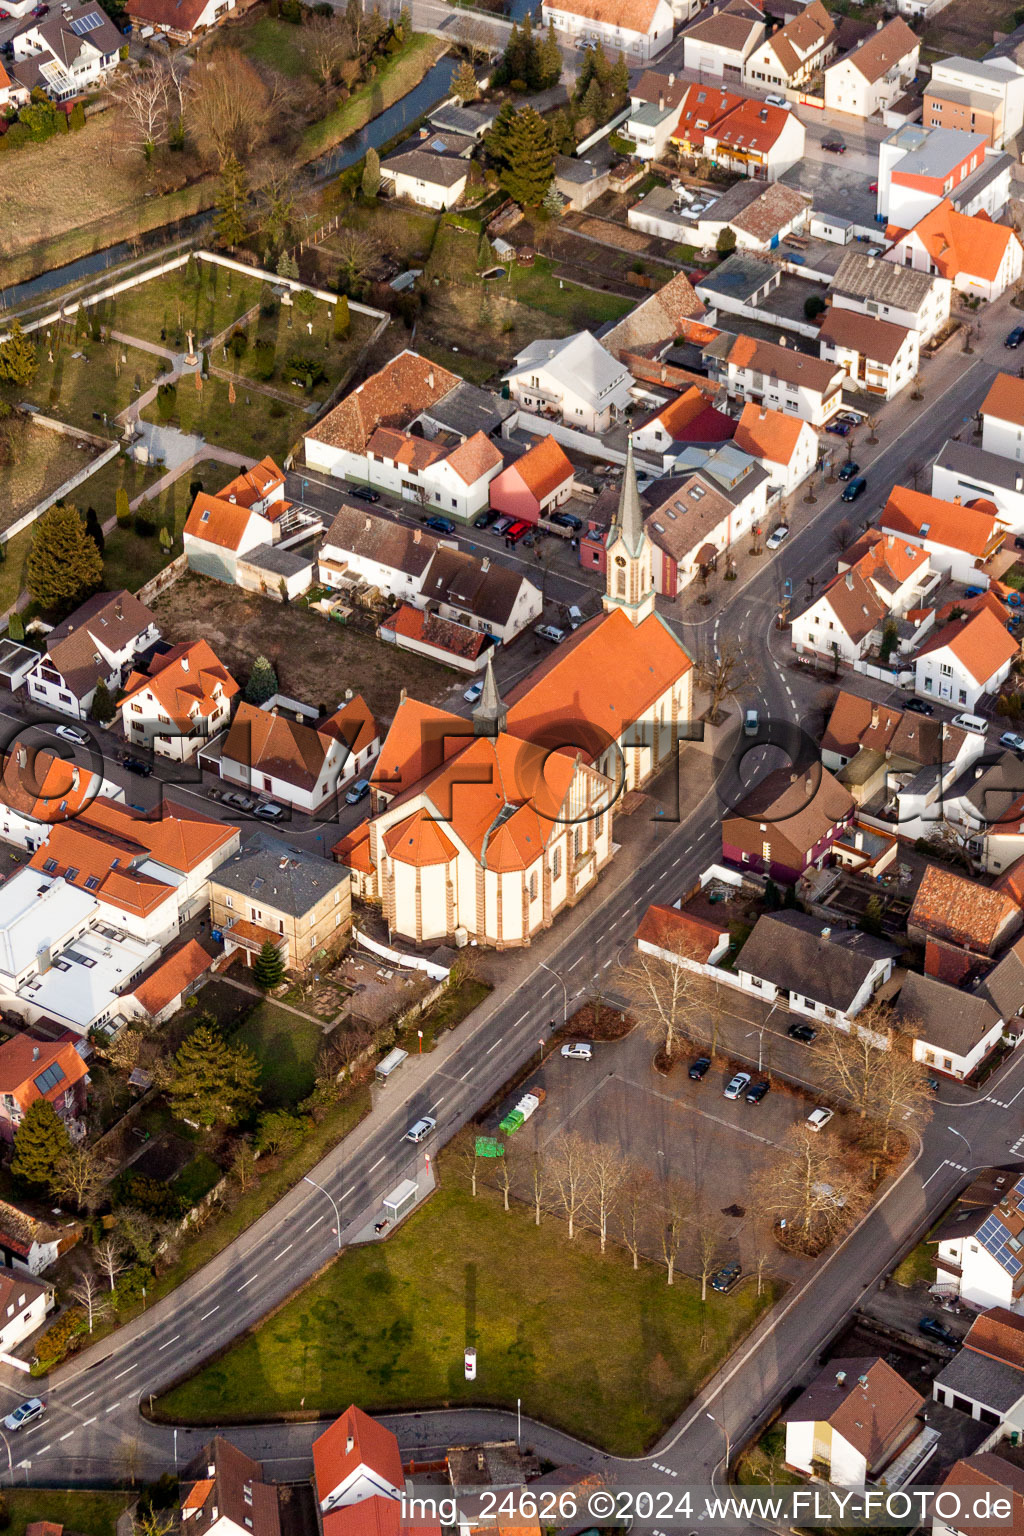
top-left (135, 551), bottom-right (188, 606)
top-left (352, 927), bottom-right (451, 981)
top-left (2, 411), bottom-right (120, 554)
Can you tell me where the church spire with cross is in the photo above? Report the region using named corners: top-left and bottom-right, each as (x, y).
top-left (472, 650), bottom-right (507, 737)
top-left (602, 433), bottom-right (655, 625)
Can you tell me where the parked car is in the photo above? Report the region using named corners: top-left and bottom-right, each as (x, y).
top-left (508, 521), bottom-right (533, 546)
top-left (807, 1106), bottom-right (834, 1131)
top-left (535, 624), bottom-right (567, 644)
top-left (745, 1080), bottom-right (770, 1104)
top-left (822, 139), bottom-right (846, 153)
top-left (744, 708), bottom-right (759, 736)
top-left (349, 486), bottom-right (380, 503)
top-left (473, 509), bottom-right (498, 529)
top-left (905, 698), bottom-right (934, 716)
top-left (561, 1042), bottom-right (593, 1061)
top-left (423, 516), bottom-right (456, 535)
top-left (1007, 326), bottom-right (1024, 349)
top-left (964, 586), bottom-right (985, 598)
top-left (951, 712), bottom-right (989, 735)
top-left (1000, 731), bottom-right (1024, 753)
top-left (866, 245), bottom-right (885, 258)
top-left (919, 1315), bottom-right (958, 1347)
top-left (869, 180), bottom-right (878, 192)
top-left (254, 801), bottom-right (286, 821)
top-left (122, 755), bottom-right (153, 777)
top-left (765, 93), bottom-right (788, 108)
top-left (4, 1399), bottom-right (44, 1432)
top-left (841, 477), bottom-right (867, 503)
top-left (688, 1055), bottom-right (711, 1081)
top-left (548, 511), bottom-right (582, 532)
top-left (54, 724), bottom-right (89, 746)
top-left (223, 791), bottom-right (256, 812)
top-left (825, 420), bottom-right (851, 437)
top-left (464, 679), bottom-right (485, 705)
top-left (491, 516), bottom-right (515, 537)
top-left (710, 1261), bottom-right (742, 1293)
top-left (345, 778), bottom-right (371, 804)
top-left (404, 1116), bottom-right (436, 1144)
top-left (838, 460), bottom-right (860, 481)
top-left (724, 1071), bottom-right (751, 1100)
top-left (837, 412), bottom-right (864, 426)
top-left (766, 524), bottom-right (790, 551)
top-left (788, 1022), bottom-right (817, 1043)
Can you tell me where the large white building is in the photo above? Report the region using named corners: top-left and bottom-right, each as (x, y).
top-left (829, 250), bottom-right (951, 342)
top-left (502, 332), bottom-right (635, 434)
top-left (823, 18), bottom-right (919, 119)
top-left (11, 1), bottom-right (121, 101)
top-left (541, 0), bottom-right (674, 62)
top-left (925, 55), bottom-right (1024, 150)
top-left (885, 200), bottom-right (1023, 304)
top-left (981, 373), bottom-right (1024, 462)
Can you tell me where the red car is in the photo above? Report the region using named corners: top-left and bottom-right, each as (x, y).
top-left (0, 10), bottom-right (10, 17)
top-left (869, 180), bottom-right (878, 192)
top-left (507, 520), bottom-right (532, 545)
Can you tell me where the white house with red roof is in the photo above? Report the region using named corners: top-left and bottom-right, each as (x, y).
top-left (184, 457), bottom-right (319, 587)
top-left (981, 373), bottom-right (1024, 462)
top-left (733, 404), bottom-right (816, 494)
top-left (214, 696), bottom-right (378, 813)
top-left (912, 603), bottom-right (1018, 710)
top-left (489, 435), bottom-right (574, 523)
top-left (127, 938), bottom-right (214, 1025)
top-left (791, 530), bottom-right (938, 665)
top-left (683, 3), bottom-right (765, 79)
top-left (701, 96), bottom-right (805, 181)
top-left (631, 385), bottom-right (736, 466)
top-left (119, 639), bottom-right (239, 763)
top-left (824, 17), bottom-right (919, 118)
top-left (24, 589), bottom-right (159, 721)
top-left (818, 307), bottom-right (920, 402)
top-left (0, 1035), bottom-right (88, 1144)
top-left (881, 485), bottom-right (1007, 585)
top-left (541, 0), bottom-right (674, 63)
top-left (886, 202), bottom-right (1023, 304)
top-left (127, 0), bottom-right (237, 42)
top-left (0, 747), bottom-right (124, 854)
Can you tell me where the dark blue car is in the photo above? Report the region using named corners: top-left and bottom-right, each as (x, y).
top-left (838, 461), bottom-right (859, 481)
top-left (825, 420), bottom-right (851, 437)
top-left (423, 516), bottom-right (456, 535)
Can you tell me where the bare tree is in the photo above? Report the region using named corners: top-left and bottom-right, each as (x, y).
top-left (94, 1235), bottom-right (128, 1293)
top-left (817, 1004), bottom-right (932, 1155)
top-left (751, 1125), bottom-right (867, 1252)
top-left (549, 1131), bottom-right (593, 1240)
top-left (186, 49), bottom-right (272, 164)
top-left (588, 1141), bottom-right (626, 1254)
top-left (618, 1160), bottom-right (654, 1269)
top-left (306, 12), bottom-right (352, 84)
top-left (496, 1148), bottom-right (514, 1212)
top-left (750, 1215), bottom-right (776, 1298)
top-left (520, 1135), bottom-right (546, 1227)
top-left (618, 950), bottom-right (708, 1064)
top-left (697, 642), bottom-right (756, 725)
top-left (118, 1433), bottom-right (144, 1487)
top-left (108, 65), bottom-right (170, 159)
top-left (659, 1179), bottom-right (688, 1286)
top-left (229, 1136), bottom-right (258, 1191)
top-left (333, 228), bottom-right (379, 293)
top-left (70, 1272), bottom-right (108, 1334)
top-left (832, 519), bottom-right (854, 555)
top-left (56, 1143), bottom-right (106, 1213)
top-left (693, 1206), bottom-right (728, 1302)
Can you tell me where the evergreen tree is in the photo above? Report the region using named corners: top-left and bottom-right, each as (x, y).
top-left (580, 77), bottom-right (604, 127)
top-left (490, 106), bottom-right (554, 208)
top-left (333, 293), bottom-right (350, 339)
top-left (245, 653), bottom-right (278, 705)
top-left (361, 146), bottom-right (380, 200)
top-left (253, 939), bottom-right (286, 991)
top-left (575, 43), bottom-right (596, 99)
top-left (520, 13), bottom-right (539, 89)
top-left (496, 21), bottom-right (525, 86)
top-left (90, 677), bottom-right (115, 724)
top-left (609, 50), bottom-right (630, 103)
top-left (69, 100), bottom-right (85, 131)
top-left (184, 253), bottom-right (200, 286)
top-left (84, 505), bottom-right (105, 553)
top-left (539, 23), bottom-right (562, 89)
top-left (12, 1099), bottom-right (71, 1193)
top-left (591, 39), bottom-right (610, 85)
top-left (0, 321), bottom-right (38, 388)
top-left (214, 155), bottom-right (249, 249)
top-left (7, 611), bottom-right (23, 643)
top-left (541, 183), bottom-right (564, 217)
top-left (115, 487), bottom-right (131, 527)
top-left (167, 1023), bottom-right (261, 1130)
top-left (26, 502), bottom-right (103, 617)
top-left (451, 59), bottom-right (478, 103)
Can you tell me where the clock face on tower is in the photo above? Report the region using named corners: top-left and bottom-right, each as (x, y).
top-left (615, 555), bottom-right (626, 567)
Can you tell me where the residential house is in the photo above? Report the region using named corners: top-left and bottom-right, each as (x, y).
top-left (721, 762), bottom-right (856, 882)
top-left (126, 939), bottom-right (215, 1026)
top-left (0, 1035), bottom-right (88, 1145)
top-left (818, 307), bottom-right (920, 401)
top-left (682, 4), bottom-right (766, 82)
top-left (26, 796), bottom-right (240, 945)
top-left (378, 605), bottom-right (492, 674)
top-left (641, 443), bottom-right (769, 593)
top-left (896, 969), bottom-right (1005, 1078)
top-left (822, 691), bottom-right (912, 772)
top-left (933, 1312), bottom-right (1024, 1433)
top-left (337, 456), bottom-right (694, 946)
top-left (823, 18), bottom-right (920, 119)
top-left (119, 639), bottom-right (239, 762)
top-left (701, 95), bottom-right (806, 180)
top-left (622, 70), bottom-right (690, 159)
top-left (600, 270), bottom-right (706, 365)
top-left (631, 386), bottom-right (736, 465)
top-left (636, 899), bottom-right (731, 977)
top-left (719, 334), bottom-right (844, 425)
top-left (0, 61), bottom-right (29, 110)
top-left (733, 404), bottom-right (817, 493)
top-left (912, 604), bottom-right (1018, 710)
top-left (885, 201), bottom-right (1024, 304)
top-left (313, 1403), bottom-right (404, 1518)
top-left (829, 251), bottom-right (952, 342)
top-left (183, 457), bottom-right (318, 590)
top-left (318, 507), bottom-right (439, 601)
top-left (733, 910), bottom-right (897, 1028)
top-left (0, 1267), bottom-right (52, 1358)
top-left (416, 545), bottom-right (544, 642)
top-left (791, 532), bottom-right (936, 665)
top-left (744, 0), bottom-right (836, 88)
top-left (669, 81), bottom-right (745, 156)
top-left (208, 832), bottom-right (351, 973)
top-left (380, 142), bottom-right (470, 211)
top-left (127, 0), bottom-right (238, 42)
top-left (489, 436), bottom-right (575, 523)
top-left (932, 1172), bottom-right (1024, 1312)
top-left (931, 439), bottom-right (1024, 537)
top-left (982, 373), bottom-right (1024, 461)
top-left (540, 0), bottom-right (674, 62)
top-left (640, 178), bottom-right (810, 254)
top-left (783, 1357), bottom-right (924, 1488)
top-left (24, 590), bottom-right (159, 721)
top-left (881, 484), bottom-right (1006, 584)
top-left (11, 2), bottom-right (121, 101)
top-left (909, 863), bottom-right (1022, 960)
top-left (0, 747), bottom-right (124, 854)
top-left (215, 697), bottom-right (378, 813)
top-left (502, 332), bottom-right (635, 433)
top-left (877, 125), bottom-right (992, 228)
top-left (925, 56), bottom-right (1024, 150)
top-left (179, 1436), bottom-right (281, 1536)
top-left (695, 250), bottom-right (784, 326)
top-left (934, 1456), bottom-right (1024, 1536)
top-left (0, 1200), bottom-right (77, 1277)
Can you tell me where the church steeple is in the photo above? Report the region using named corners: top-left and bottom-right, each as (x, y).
top-left (603, 434), bottom-right (656, 625)
top-left (472, 651), bottom-right (506, 736)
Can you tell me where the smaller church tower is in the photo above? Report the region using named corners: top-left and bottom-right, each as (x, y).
top-left (602, 434), bottom-right (656, 625)
top-left (472, 652), bottom-right (507, 737)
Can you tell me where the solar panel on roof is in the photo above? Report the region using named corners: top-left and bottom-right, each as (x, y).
top-left (977, 1213), bottom-right (1024, 1275)
top-left (69, 11), bottom-right (103, 32)
top-left (33, 1065), bottom-right (65, 1095)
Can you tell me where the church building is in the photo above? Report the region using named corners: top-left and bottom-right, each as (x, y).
top-left (335, 443), bottom-right (694, 948)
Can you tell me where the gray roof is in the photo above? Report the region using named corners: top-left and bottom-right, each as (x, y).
top-left (673, 443), bottom-right (769, 504)
top-left (888, 124), bottom-right (987, 180)
top-left (951, 151), bottom-right (1014, 211)
top-left (738, 911), bottom-right (897, 1010)
top-left (213, 831), bottom-right (348, 916)
top-left (554, 154), bottom-right (607, 186)
top-left (832, 252), bottom-right (939, 312)
top-left (417, 380), bottom-right (514, 440)
top-left (961, 750), bottom-right (1024, 824)
top-left (381, 150), bottom-right (469, 187)
top-left (696, 250), bottom-right (778, 303)
top-left (896, 969), bottom-right (1002, 1055)
top-left (978, 938), bottom-right (1024, 1020)
top-left (934, 1347), bottom-right (1024, 1414)
top-left (427, 100), bottom-right (500, 139)
top-left (31, 2), bottom-right (121, 64)
top-left (932, 54), bottom-right (1024, 86)
top-left (240, 544), bottom-right (316, 578)
top-left (933, 437), bottom-right (1024, 493)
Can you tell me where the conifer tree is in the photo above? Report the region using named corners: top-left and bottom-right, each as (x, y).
top-left (167, 1024), bottom-right (260, 1130)
top-left (254, 940), bottom-right (286, 991)
top-left (25, 503), bottom-right (103, 616)
top-left (12, 1100), bottom-right (72, 1193)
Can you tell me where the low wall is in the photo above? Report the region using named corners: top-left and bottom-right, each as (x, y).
top-left (3, 410), bottom-right (120, 551)
top-left (135, 551), bottom-right (187, 605)
top-left (352, 927), bottom-right (451, 981)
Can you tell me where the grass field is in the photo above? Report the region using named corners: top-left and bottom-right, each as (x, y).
top-left (301, 33), bottom-right (447, 157)
top-left (155, 1176), bottom-right (779, 1455)
top-left (920, 0), bottom-right (1018, 57)
top-left (0, 418), bottom-right (102, 534)
top-left (140, 371), bottom-right (311, 461)
top-left (4, 1489), bottom-right (130, 1535)
top-left (98, 263), bottom-right (273, 350)
top-left (100, 455), bottom-right (229, 593)
top-left (18, 336), bottom-right (169, 434)
top-left (234, 13), bottom-right (317, 76)
top-left (214, 295), bottom-right (377, 410)
top-left (234, 1003), bottom-right (324, 1110)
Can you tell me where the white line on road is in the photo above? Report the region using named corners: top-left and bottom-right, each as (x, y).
top-left (237, 1275), bottom-right (258, 1291)
top-left (113, 1364), bottom-right (137, 1380)
top-left (199, 1307), bottom-right (219, 1321)
top-left (341, 1186), bottom-right (355, 1199)
top-left (368, 1156), bottom-right (385, 1173)
top-left (514, 1011), bottom-right (529, 1025)
top-left (70, 1393), bottom-right (94, 1407)
top-left (304, 1215), bottom-right (326, 1232)
top-left (82, 1416), bottom-right (96, 1427)
top-left (157, 1335), bottom-right (181, 1350)
top-left (37, 1444), bottom-right (50, 1455)
top-left (485, 1038), bottom-right (502, 1053)
top-left (460, 1067), bottom-right (473, 1080)
top-left (59, 1431), bottom-right (74, 1442)
top-left (105, 1403), bottom-right (120, 1413)
top-left (429, 1096), bottom-right (445, 1112)
top-left (274, 1244), bottom-right (293, 1260)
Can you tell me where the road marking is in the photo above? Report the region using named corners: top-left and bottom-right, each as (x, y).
top-left (460, 1067), bottom-right (473, 1080)
top-left (671, 856), bottom-right (682, 867)
top-left (105, 1403), bottom-right (119, 1414)
top-left (59, 1432), bottom-right (74, 1442)
top-left (157, 1335), bottom-right (181, 1350)
top-left (368, 1156), bottom-right (385, 1173)
top-left (82, 1416), bottom-right (96, 1428)
top-left (341, 1186), bottom-right (356, 1199)
top-left (514, 1011), bottom-right (529, 1025)
top-left (274, 1244), bottom-right (293, 1260)
top-left (37, 1444), bottom-right (50, 1455)
top-left (304, 1215), bottom-right (326, 1232)
top-left (237, 1275), bottom-right (258, 1291)
top-left (429, 1097), bottom-right (445, 1112)
top-left (485, 1038), bottom-right (502, 1053)
top-left (199, 1307), bottom-right (219, 1321)
top-left (70, 1393), bottom-right (94, 1407)
top-left (113, 1363), bottom-right (137, 1380)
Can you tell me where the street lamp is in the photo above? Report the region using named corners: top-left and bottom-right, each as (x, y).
top-left (705, 1410), bottom-right (730, 1490)
top-left (0, 1428), bottom-right (12, 1485)
top-left (538, 961), bottom-right (568, 1024)
top-left (303, 1174), bottom-right (342, 1252)
top-left (746, 1001), bottom-right (779, 1073)
top-left (947, 1125), bottom-right (973, 1168)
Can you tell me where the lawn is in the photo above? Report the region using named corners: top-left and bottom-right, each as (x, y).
top-left (99, 262), bottom-right (274, 351)
top-left (139, 371), bottom-right (311, 462)
top-left (0, 417), bottom-right (102, 533)
top-left (300, 34), bottom-right (448, 159)
top-left (214, 294), bottom-right (377, 411)
top-left (506, 255), bottom-right (634, 325)
top-left (155, 1176), bottom-right (779, 1455)
top-left (16, 334), bottom-right (169, 435)
top-left (396, 977), bottom-right (491, 1054)
top-left (893, 1239), bottom-right (936, 1288)
top-left (101, 455), bottom-right (228, 594)
top-left (3, 1489), bottom-right (130, 1536)
top-left (234, 1002), bottom-right (324, 1110)
top-left (234, 13), bottom-right (316, 76)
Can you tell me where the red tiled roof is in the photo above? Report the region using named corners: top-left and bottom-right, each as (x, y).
top-left (512, 436), bottom-right (574, 502)
top-left (133, 940), bottom-right (213, 1017)
top-left (120, 639), bottom-right (239, 732)
top-left (384, 808), bottom-right (458, 866)
top-left (308, 352), bottom-right (460, 454)
top-left (911, 863), bottom-right (1020, 952)
top-left (636, 902), bottom-right (724, 963)
top-left (734, 403), bottom-right (809, 466)
top-left (314, 1405), bottom-right (404, 1509)
top-left (912, 605), bottom-right (1018, 686)
top-left (983, 372), bottom-right (1024, 430)
top-left (0, 1036), bottom-right (86, 1116)
top-left (883, 485), bottom-right (1004, 558)
top-left (903, 201), bottom-right (1020, 285)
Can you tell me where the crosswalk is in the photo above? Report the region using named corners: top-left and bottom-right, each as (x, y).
top-left (651, 1461), bottom-right (678, 1478)
top-left (1011, 1134), bottom-right (1024, 1157)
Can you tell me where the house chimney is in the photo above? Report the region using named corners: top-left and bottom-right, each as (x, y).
top-left (481, 557), bottom-right (490, 572)
top-left (427, 370), bottom-right (435, 389)
top-left (346, 1435), bottom-right (355, 1455)
top-left (1016, 474), bottom-right (1023, 492)
top-left (835, 1370), bottom-right (847, 1386)
top-left (953, 495), bottom-right (961, 506)
top-left (207, 1464), bottom-right (216, 1479)
top-left (71, 767), bottom-right (79, 791)
top-left (364, 517), bottom-right (371, 531)
top-left (821, 925), bottom-right (831, 938)
top-left (181, 655), bottom-right (189, 672)
top-left (871, 704), bottom-right (879, 726)
top-left (669, 72), bottom-right (675, 84)
top-left (344, 688), bottom-right (353, 701)
top-left (31, 1046), bottom-right (39, 1061)
top-left (659, 92), bottom-right (665, 110)
top-left (400, 688), bottom-right (408, 703)
top-left (846, 570), bottom-right (854, 588)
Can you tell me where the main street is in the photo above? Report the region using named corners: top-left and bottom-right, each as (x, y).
top-left (1, 308), bottom-right (1021, 1501)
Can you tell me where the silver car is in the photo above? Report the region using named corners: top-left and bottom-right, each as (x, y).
top-left (4, 1397), bottom-right (44, 1431)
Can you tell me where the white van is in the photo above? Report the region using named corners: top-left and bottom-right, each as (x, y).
top-left (951, 712), bottom-right (989, 735)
